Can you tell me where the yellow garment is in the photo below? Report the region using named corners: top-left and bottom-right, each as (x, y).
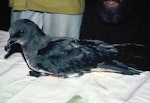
top-left (9, 0), bottom-right (85, 14)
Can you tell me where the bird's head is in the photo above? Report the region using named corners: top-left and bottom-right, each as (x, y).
top-left (5, 19), bottom-right (44, 52)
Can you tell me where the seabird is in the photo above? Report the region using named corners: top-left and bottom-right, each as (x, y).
top-left (5, 19), bottom-right (147, 78)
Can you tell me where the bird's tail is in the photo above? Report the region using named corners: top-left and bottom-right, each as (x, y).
top-left (112, 43), bottom-right (150, 71)
top-left (97, 60), bottom-right (142, 75)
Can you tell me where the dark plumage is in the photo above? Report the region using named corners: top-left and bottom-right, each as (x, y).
top-left (5, 19), bottom-right (148, 77)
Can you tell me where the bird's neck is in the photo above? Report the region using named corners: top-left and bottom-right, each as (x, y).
top-left (23, 34), bottom-right (50, 51)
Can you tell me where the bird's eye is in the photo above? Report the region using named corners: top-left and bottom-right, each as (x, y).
top-left (14, 30), bottom-right (25, 38)
top-left (19, 30), bottom-right (24, 34)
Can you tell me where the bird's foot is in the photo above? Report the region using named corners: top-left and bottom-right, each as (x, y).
top-left (29, 71), bottom-right (64, 78)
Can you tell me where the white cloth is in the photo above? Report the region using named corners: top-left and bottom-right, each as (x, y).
top-left (11, 10), bottom-right (83, 39)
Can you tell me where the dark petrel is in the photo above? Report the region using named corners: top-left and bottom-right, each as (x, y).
top-left (5, 19), bottom-right (147, 78)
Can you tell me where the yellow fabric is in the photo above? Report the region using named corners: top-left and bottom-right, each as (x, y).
top-left (9, 0), bottom-right (85, 14)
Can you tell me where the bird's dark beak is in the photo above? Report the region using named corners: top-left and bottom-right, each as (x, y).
top-left (5, 39), bottom-right (17, 52)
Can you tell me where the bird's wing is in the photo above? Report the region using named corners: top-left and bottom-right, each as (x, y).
top-left (37, 38), bottom-right (118, 62)
top-left (34, 38), bottom-right (146, 76)
top-left (35, 38), bottom-right (114, 74)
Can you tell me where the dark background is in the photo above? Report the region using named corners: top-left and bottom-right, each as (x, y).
top-left (0, 0), bottom-right (10, 31)
top-left (80, 0), bottom-right (150, 70)
top-left (80, 0), bottom-right (150, 45)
